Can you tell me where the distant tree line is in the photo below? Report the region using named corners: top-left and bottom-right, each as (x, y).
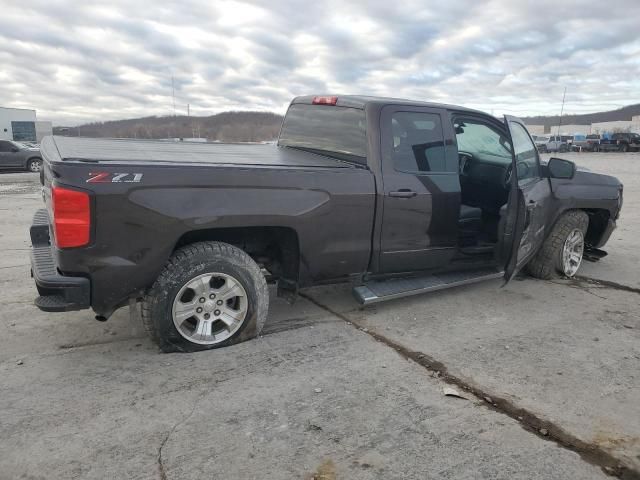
top-left (523, 103), bottom-right (640, 129)
top-left (54, 111), bottom-right (284, 142)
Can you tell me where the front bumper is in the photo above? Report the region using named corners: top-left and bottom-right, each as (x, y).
top-left (30, 209), bottom-right (90, 312)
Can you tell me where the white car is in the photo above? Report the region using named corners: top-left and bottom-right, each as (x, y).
top-left (533, 135), bottom-right (569, 153)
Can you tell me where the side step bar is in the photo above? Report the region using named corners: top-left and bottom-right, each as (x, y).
top-left (353, 268), bottom-right (504, 305)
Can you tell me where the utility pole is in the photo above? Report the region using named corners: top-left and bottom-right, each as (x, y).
top-left (187, 104), bottom-right (190, 116)
top-left (557, 87), bottom-right (567, 137)
top-left (171, 76), bottom-right (176, 116)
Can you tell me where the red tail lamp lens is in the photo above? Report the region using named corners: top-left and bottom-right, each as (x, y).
top-left (52, 186), bottom-right (90, 248)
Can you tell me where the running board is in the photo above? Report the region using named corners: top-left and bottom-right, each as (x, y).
top-left (353, 268), bottom-right (504, 305)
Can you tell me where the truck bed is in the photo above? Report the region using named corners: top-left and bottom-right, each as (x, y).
top-left (40, 136), bottom-right (355, 169)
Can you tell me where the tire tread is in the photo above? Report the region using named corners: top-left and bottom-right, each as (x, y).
top-left (142, 241), bottom-right (269, 352)
top-left (527, 210), bottom-right (589, 280)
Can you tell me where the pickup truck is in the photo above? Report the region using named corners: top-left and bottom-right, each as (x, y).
top-left (30, 95), bottom-right (624, 352)
top-left (572, 134), bottom-right (601, 152)
top-left (598, 132), bottom-right (640, 152)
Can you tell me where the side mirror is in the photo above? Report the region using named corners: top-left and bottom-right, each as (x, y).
top-left (548, 157), bottom-right (576, 179)
top-left (11, 147), bottom-right (19, 152)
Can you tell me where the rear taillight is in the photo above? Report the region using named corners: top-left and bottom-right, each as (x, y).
top-left (52, 186), bottom-right (91, 248)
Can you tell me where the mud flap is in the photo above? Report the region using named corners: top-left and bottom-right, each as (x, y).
top-left (277, 278), bottom-right (298, 305)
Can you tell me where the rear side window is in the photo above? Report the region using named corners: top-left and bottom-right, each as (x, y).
top-left (278, 104), bottom-right (367, 163)
top-left (390, 112), bottom-right (446, 172)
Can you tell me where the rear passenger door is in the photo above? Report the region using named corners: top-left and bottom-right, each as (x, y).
top-left (378, 106), bottom-right (461, 273)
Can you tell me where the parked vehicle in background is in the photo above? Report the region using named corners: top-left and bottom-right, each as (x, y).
top-left (0, 140), bottom-right (43, 172)
top-left (535, 135), bottom-right (569, 153)
top-left (572, 134), bottom-right (601, 152)
top-left (29, 95), bottom-right (623, 353)
top-left (598, 132), bottom-right (640, 152)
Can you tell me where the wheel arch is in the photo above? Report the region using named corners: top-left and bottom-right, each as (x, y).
top-left (172, 226), bottom-right (300, 285)
top-left (582, 208), bottom-right (611, 247)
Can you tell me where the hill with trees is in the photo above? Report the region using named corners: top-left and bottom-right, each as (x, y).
top-left (522, 104), bottom-right (640, 128)
top-left (54, 111), bottom-right (284, 142)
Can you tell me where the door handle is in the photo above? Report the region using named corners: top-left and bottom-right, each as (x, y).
top-left (389, 189), bottom-right (417, 198)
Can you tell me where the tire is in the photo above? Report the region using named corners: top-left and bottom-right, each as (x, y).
top-left (526, 210), bottom-right (589, 280)
top-left (27, 158), bottom-right (42, 172)
top-left (142, 241), bottom-right (269, 353)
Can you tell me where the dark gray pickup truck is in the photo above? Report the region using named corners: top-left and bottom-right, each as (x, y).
top-left (30, 95), bottom-right (623, 352)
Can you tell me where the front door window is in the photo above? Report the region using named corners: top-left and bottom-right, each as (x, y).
top-left (508, 121), bottom-right (540, 184)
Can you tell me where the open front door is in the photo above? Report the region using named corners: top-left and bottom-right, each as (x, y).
top-left (502, 115), bottom-right (552, 283)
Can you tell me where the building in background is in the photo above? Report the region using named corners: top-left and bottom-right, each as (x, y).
top-left (525, 124), bottom-right (545, 135)
top-left (0, 107), bottom-right (52, 143)
top-left (549, 124), bottom-right (591, 136)
top-left (591, 120), bottom-right (640, 135)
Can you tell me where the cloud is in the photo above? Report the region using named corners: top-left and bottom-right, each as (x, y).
top-left (1, 0), bottom-right (639, 124)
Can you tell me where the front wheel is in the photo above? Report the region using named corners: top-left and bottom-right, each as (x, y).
top-left (27, 158), bottom-right (42, 172)
top-left (526, 210), bottom-right (589, 280)
top-left (142, 241), bottom-right (269, 352)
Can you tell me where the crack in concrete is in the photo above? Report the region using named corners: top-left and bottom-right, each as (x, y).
top-left (549, 279), bottom-right (609, 299)
top-left (157, 391), bottom-right (205, 480)
top-left (576, 276), bottom-right (640, 295)
top-left (300, 292), bottom-right (640, 480)
top-left (0, 263), bottom-right (29, 270)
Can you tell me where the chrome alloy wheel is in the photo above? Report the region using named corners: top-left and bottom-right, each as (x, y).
top-left (561, 229), bottom-right (584, 277)
top-left (172, 272), bottom-right (248, 345)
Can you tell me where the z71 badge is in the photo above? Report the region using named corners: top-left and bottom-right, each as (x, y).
top-left (87, 172), bottom-right (143, 183)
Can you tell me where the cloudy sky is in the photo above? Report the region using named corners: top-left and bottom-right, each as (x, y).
top-left (1, 0), bottom-right (639, 124)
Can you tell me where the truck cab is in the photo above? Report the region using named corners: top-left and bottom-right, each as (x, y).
top-left (283, 96), bottom-right (587, 288)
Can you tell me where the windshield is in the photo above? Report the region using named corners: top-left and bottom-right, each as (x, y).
top-left (278, 104), bottom-right (367, 164)
top-left (11, 141), bottom-right (28, 149)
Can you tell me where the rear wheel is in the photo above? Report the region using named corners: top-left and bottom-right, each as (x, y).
top-left (142, 241), bottom-right (269, 352)
top-left (27, 158), bottom-right (42, 172)
top-left (526, 210), bottom-right (589, 280)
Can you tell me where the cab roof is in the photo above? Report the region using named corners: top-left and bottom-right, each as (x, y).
top-left (291, 95), bottom-right (488, 116)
